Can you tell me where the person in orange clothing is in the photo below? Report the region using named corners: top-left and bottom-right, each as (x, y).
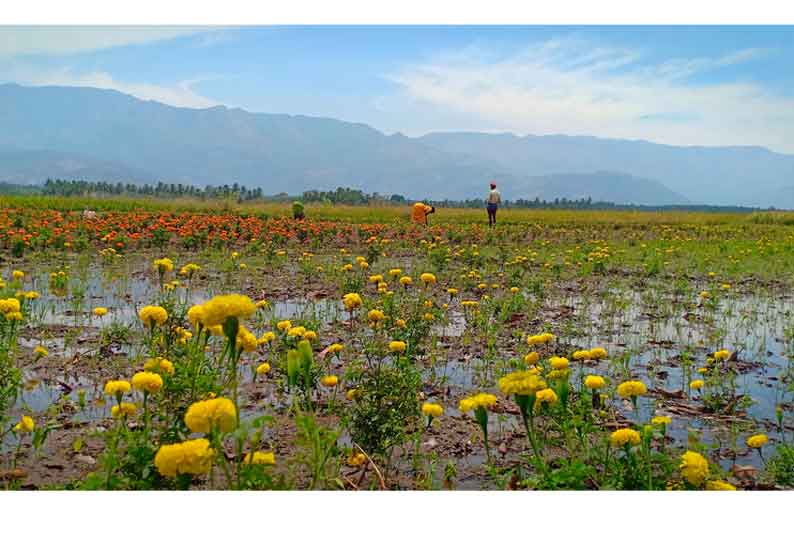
top-left (411, 202), bottom-right (435, 225)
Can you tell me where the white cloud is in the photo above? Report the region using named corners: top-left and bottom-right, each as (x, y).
top-left (387, 40), bottom-right (794, 153)
top-left (7, 66), bottom-right (220, 108)
top-left (0, 26), bottom-right (209, 57)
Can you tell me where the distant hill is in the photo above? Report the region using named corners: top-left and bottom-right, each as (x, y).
top-left (0, 83), bottom-right (792, 206)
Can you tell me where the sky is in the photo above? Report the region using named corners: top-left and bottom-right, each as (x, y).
top-left (2, 25), bottom-right (794, 153)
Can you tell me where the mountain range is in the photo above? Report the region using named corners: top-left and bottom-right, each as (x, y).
top-left (1, 83), bottom-right (793, 207)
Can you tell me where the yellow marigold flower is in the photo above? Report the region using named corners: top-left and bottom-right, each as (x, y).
top-left (347, 452), bottom-right (367, 467)
top-left (244, 451), bottom-right (276, 465)
top-left (689, 379), bottom-right (704, 390)
top-left (93, 307), bottom-right (108, 317)
top-left (458, 393), bottom-right (497, 412)
top-left (526, 332), bottom-right (554, 346)
top-left (368, 274), bottom-right (384, 284)
top-left (303, 330), bottom-right (318, 341)
top-left (524, 351), bottom-right (540, 364)
top-left (275, 320), bottom-right (291, 332)
top-left (610, 428), bottom-right (641, 447)
top-left (617, 380), bottom-right (647, 398)
top-left (104, 380), bottom-right (131, 396)
top-left (389, 340), bottom-right (407, 353)
top-left (200, 294), bottom-right (256, 327)
top-left (33, 345), bottom-right (48, 357)
top-left (572, 350), bottom-right (591, 361)
top-left (179, 263), bottom-right (201, 277)
top-left (746, 434), bottom-right (768, 448)
top-left (498, 371), bottom-right (547, 396)
top-left (0, 297), bottom-right (21, 313)
top-left (139, 305), bottom-right (168, 327)
top-left (4, 311), bottom-right (23, 321)
top-left (328, 343), bottom-right (344, 354)
top-left (420, 272), bottom-right (437, 284)
top-left (714, 349), bottom-right (731, 361)
top-left (13, 415), bottom-right (35, 433)
top-left (343, 293), bottom-right (363, 310)
top-left (346, 388), bottom-right (361, 400)
top-left (447, 287), bottom-right (459, 296)
top-left (12, 270), bottom-right (24, 281)
top-left (132, 371), bottom-right (164, 393)
top-left (550, 356), bottom-right (569, 370)
top-left (256, 362), bottom-right (271, 375)
top-left (320, 375), bottom-right (339, 387)
top-left (187, 305), bottom-right (205, 328)
top-left (680, 451), bottom-right (709, 487)
top-left (584, 375), bottom-right (606, 390)
top-left (422, 402), bottom-right (444, 418)
top-left (422, 312), bottom-right (434, 321)
top-left (535, 388), bottom-right (558, 408)
top-left (111, 402), bottom-right (138, 418)
top-left (510, 287), bottom-right (519, 293)
top-left (394, 318), bottom-right (407, 328)
top-left (24, 291), bottom-right (39, 300)
top-left (236, 325), bottom-right (259, 352)
top-left (367, 309), bottom-right (385, 323)
top-left (589, 347), bottom-right (608, 359)
top-left (154, 438), bottom-right (214, 477)
top-left (399, 276), bottom-right (413, 286)
top-left (153, 257), bottom-right (174, 273)
top-left (184, 397), bottom-right (237, 434)
top-left (705, 480), bottom-right (737, 491)
top-left (546, 369), bottom-right (570, 380)
top-left (258, 331), bottom-right (276, 344)
top-left (388, 268), bottom-right (402, 277)
top-left (652, 416), bottom-right (672, 426)
top-left (255, 300), bottom-right (270, 310)
top-left (207, 325), bottom-right (223, 336)
top-left (287, 325), bottom-right (306, 338)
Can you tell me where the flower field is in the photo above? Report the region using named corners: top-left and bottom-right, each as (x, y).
top-left (3, 199), bottom-right (794, 490)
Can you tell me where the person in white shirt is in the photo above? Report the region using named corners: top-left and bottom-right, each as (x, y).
top-left (486, 182), bottom-right (501, 227)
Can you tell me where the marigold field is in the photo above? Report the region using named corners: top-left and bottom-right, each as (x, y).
top-left (3, 195), bottom-right (794, 490)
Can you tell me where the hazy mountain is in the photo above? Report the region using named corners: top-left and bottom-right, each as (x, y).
top-left (0, 83), bottom-right (791, 206)
top-left (419, 132), bottom-right (794, 207)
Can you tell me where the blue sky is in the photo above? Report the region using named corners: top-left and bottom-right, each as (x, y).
top-left (2, 26), bottom-right (794, 152)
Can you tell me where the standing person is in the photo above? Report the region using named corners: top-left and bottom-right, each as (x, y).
top-left (486, 182), bottom-right (501, 227)
top-left (411, 202), bottom-right (436, 225)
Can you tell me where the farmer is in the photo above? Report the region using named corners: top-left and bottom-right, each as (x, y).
top-left (411, 202), bottom-right (435, 225)
top-left (486, 182), bottom-right (501, 227)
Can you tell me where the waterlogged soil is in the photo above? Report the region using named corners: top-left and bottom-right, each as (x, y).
top-left (3, 249), bottom-right (794, 489)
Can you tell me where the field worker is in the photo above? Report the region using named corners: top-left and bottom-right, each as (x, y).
top-left (412, 202), bottom-right (435, 225)
top-left (486, 182), bottom-right (501, 227)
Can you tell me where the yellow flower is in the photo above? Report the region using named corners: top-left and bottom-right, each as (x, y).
top-left (0, 298), bottom-right (21, 314)
top-left (200, 294), bottom-right (256, 327)
top-left (104, 380), bottom-right (131, 396)
top-left (144, 357), bottom-right (174, 375)
top-left (746, 434), bottom-right (768, 449)
top-left (33, 345), bottom-right (48, 358)
top-left (13, 415), bottom-right (35, 433)
top-left (399, 276), bottom-right (413, 286)
top-left (258, 331), bottom-right (276, 344)
top-left (572, 350), bottom-right (591, 361)
top-left (93, 307), bottom-right (108, 317)
top-left (584, 375), bottom-right (606, 390)
top-left (524, 351), bottom-right (540, 364)
top-left (394, 318), bottom-right (407, 328)
top-left (131, 371), bottom-right (164, 393)
top-left (367, 309), bottom-right (385, 324)
top-left (139, 305), bottom-right (168, 327)
top-left (12, 270), bottom-right (24, 281)
top-left (303, 330), bottom-right (318, 341)
top-left (256, 362), bottom-right (271, 375)
top-left (388, 268), bottom-right (402, 277)
top-left (179, 263), bottom-right (201, 277)
top-left (368, 274), bottom-right (384, 284)
top-left (422, 402), bottom-right (444, 418)
top-left (498, 371), bottom-right (546, 396)
top-left (550, 356), bottom-right (569, 370)
top-left (153, 257), bottom-right (174, 273)
top-left (328, 343), bottom-right (344, 354)
top-left (535, 388), bottom-right (558, 408)
top-left (617, 380), bottom-right (647, 398)
top-left (277, 320), bottom-right (292, 332)
top-left (346, 388), bottom-right (361, 401)
top-left (389, 340), bottom-right (407, 353)
top-left (705, 480), bottom-right (736, 491)
top-left (24, 291), bottom-right (39, 300)
top-left (320, 375), bottom-right (339, 387)
top-left (255, 299), bottom-right (270, 310)
top-left (287, 325), bottom-right (306, 338)
top-left (420, 272), bottom-right (437, 285)
top-left (236, 325), bottom-right (259, 352)
top-left (244, 451), bottom-right (276, 465)
top-left (458, 393), bottom-right (497, 412)
top-left (343, 293), bottom-right (363, 310)
top-left (689, 379), bottom-right (704, 390)
top-left (589, 347), bottom-right (608, 359)
top-left (447, 287), bottom-right (459, 296)
top-left (526, 332), bottom-right (555, 345)
top-left (184, 397), bottom-right (237, 434)
top-left (187, 305), bottom-right (205, 328)
top-left (714, 349), bottom-right (731, 361)
top-left (510, 287), bottom-right (519, 294)
top-left (651, 416), bottom-right (672, 426)
top-left (680, 451), bottom-right (709, 487)
top-left (111, 402), bottom-right (138, 418)
top-left (154, 438), bottom-right (214, 477)
top-left (610, 428), bottom-right (641, 447)
top-left (347, 452), bottom-right (367, 467)
top-left (4, 311), bottom-right (23, 321)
